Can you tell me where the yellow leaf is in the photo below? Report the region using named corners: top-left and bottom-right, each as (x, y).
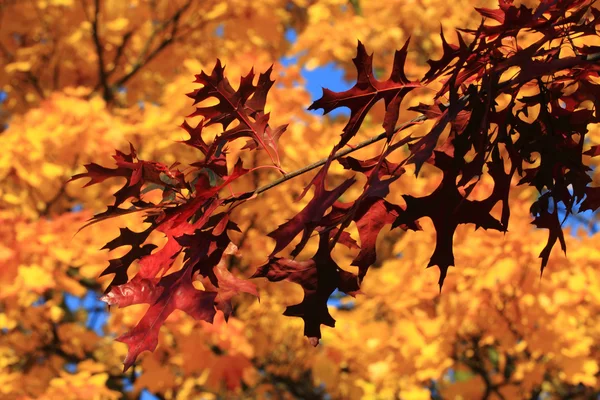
top-left (305, 57), bottom-right (321, 71)
top-left (18, 264), bottom-right (54, 293)
top-left (367, 360), bottom-right (389, 382)
top-left (49, 0), bottom-right (74, 5)
top-left (2, 193), bottom-right (22, 205)
top-left (0, 313), bottom-right (17, 330)
top-left (56, 275), bottom-right (87, 297)
top-left (50, 305), bottom-right (65, 322)
top-left (87, 372), bottom-right (110, 386)
top-left (308, 3), bottom-right (332, 22)
top-left (42, 162), bottom-right (64, 178)
top-left (204, 3), bottom-right (228, 20)
top-left (5, 61), bottom-right (32, 73)
top-left (183, 59), bottom-right (203, 73)
top-left (401, 385), bottom-right (433, 400)
top-left (106, 18), bottom-right (129, 31)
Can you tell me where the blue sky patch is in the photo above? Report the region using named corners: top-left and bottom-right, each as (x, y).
top-left (282, 29), bottom-right (351, 118)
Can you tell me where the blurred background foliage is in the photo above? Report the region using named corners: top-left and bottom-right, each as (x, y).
top-left (1, 0), bottom-right (600, 399)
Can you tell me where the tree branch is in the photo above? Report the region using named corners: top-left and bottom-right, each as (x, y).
top-left (112, 0), bottom-right (192, 88)
top-left (86, 0), bottom-right (113, 104)
top-left (224, 116), bottom-right (427, 204)
top-left (106, 30), bottom-right (134, 78)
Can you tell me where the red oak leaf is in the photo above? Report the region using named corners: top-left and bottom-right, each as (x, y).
top-left (70, 145), bottom-right (186, 208)
top-left (422, 28), bottom-right (462, 83)
top-left (579, 187), bottom-right (600, 212)
top-left (100, 243), bottom-right (158, 292)
top-left (268, 165), bottom-right (355, 257)
top-left (103, 268), bottom-right (217, 371)
top-left (351, 197), bottom-right (405, 280)
top-left (393, 151), bottom-right (510, 289)
top-left (253, 234), bottom-right (360, 344)
top-left (100, 277), bottom-right (160, 308)
top-left (179, 118), bottom-right (212, 156)
top-left (69, 163), bottom-right (130, 188)
top-left (337, 154), bottom-right (403, 179)
top-left (187, 61), bottom-right (282, 163)
top-left (200, 243), bottom-right (259, 320)
top-left (532, 210), bottom-right (567, 275)
top-left (408, 92), bottom-right (470, 176)
top-left (317, 226), bottom-right (360, 250)
top-left (101, 226), bottom-right (154, 251)
top-left (583, 145), bottom-right (600, 157)
top-left (309, 39), bottom-right (420, 147)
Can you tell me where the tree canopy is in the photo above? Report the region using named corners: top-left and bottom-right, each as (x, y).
top-left (2, 0), bottom-right (600, 399)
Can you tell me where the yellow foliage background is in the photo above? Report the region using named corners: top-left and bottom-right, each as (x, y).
top-left (1, 0), bottom-right (599, 399)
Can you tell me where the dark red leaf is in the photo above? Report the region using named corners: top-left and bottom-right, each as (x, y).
top-left (532, 211), bottom-right (567, 275)
top-left (268, 166), bottom-right (355, 257)
top-left (309, 40), bottom-right (420, 147)
top-left (105, 268), bottom-right (217, 371)
top-left (254, 234), bottom-right (360, 344)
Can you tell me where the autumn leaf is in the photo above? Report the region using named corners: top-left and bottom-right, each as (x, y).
top-left (267, 164), bottom-right (356, 257)
top-left (254, 234), bottom-right (360, 344)
top-left (104, 268), bottom-right (217, 371)
top-left (309, 39), bottom-right (420, 147)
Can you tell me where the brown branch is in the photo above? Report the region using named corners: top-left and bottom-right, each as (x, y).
top-left (89, 29), bottom-right (135, 94)
top-left (452, 337), bottom-right (508, 400)
top-left (82, 0), bottom-right (113, 103)
top-left (112, 0), bottom-right (192, 88)
top-left (40, 181), bottom-right (68, 217)
top-left (40, 155), bottom-right (81, 217)
top-left (26, 71), bottom-right (45, 99)
top-left (0, 40), bottom-right (45, 99)
top-left (107, 30), bottom-right (134, 78)
top-left (93, 0), bottom-right (111, 103)
top-left (52, 52), bottom-right (61, 90)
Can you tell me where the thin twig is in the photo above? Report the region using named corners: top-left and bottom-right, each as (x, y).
top-left (224, 116), bottom-right (427, 204)
top-left (105, 30), bottom-right (134, 78)
top-left (113, 0), bottom-right (192, 88)
top-left (88, 0), bottom-right (112, 103)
